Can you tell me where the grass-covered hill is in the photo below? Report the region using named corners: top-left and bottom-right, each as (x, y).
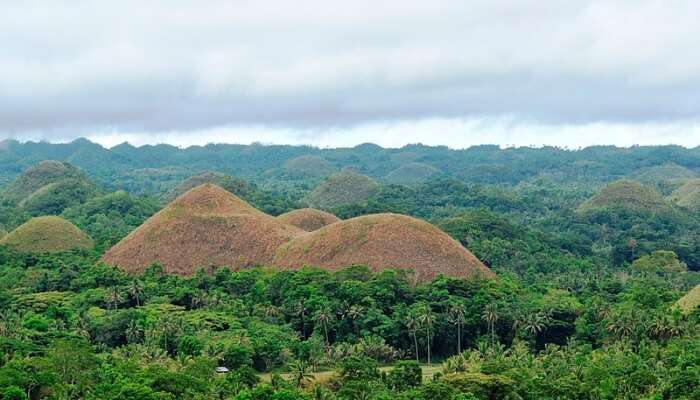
top-left (0, 160), bottom-right (98, 216)
top-left (631, 162), bottom-right (697, 185)
top-left (305, 171), bottom-right (380, 209)
top-left (670, 179), bottom-right (700, 211)
top-left (0, 215), bottom-right (93, 253)
top-left (576, 179), bottom-right (669, 216)
top-left (385, 162), bottom-right (439, 184)
top-left (162, 171), bottom-right (258, 202)
top-left (102, 184), bottom-right (302, 275)
top-left (274, 213), bottom-right (493, 283)
top-left (276, 208), bottom-right (340, 231)
top-left (283, 155), bottom-right (336, 177)
top-left (676, 283), bottom-right (700, 314)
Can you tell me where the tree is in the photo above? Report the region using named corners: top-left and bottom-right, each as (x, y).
top-left (482, 303), bottom-right (499, 344)
top-left (313, 306), bottom-right (334, 345)
top-left (405, 314), bottom-right (420, 362)
top-left (289, 360), bottom-right (313, 388)
top-left (417, 304), bottom-right (435, 364)
top-left (127, 279), bottom-right (144, 306)
top-left (106, 286), bottom-right (124, 309)
top-left (448, 301), bottom-right (467, 354)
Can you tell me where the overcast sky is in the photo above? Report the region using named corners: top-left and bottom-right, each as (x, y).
top-left (2, 0), bottom-right (700, 149)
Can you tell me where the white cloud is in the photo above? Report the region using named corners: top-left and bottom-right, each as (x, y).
top-left (1, 0), bottom-right (700, 147)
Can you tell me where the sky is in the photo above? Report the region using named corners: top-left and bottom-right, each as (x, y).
top-left (2, 0), bottom-right (700, 149)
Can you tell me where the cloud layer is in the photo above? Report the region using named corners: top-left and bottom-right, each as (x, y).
top-left (2, 1), bottom-right (700, 147)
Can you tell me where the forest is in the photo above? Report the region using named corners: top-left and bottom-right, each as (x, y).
top-left (0, 139), bottom-right (698, 400)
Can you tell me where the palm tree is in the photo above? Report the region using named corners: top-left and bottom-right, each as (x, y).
top-left (294, 301), bottom-right (308, 338)
top-left (417, 305), bottom-right (435, 364)
top-left (482, 303), bottom-right (498, 344)
top-left (521, 311), bottom-right (550, 339)
top-left (405, 314), bottom-right (420, 362)
top-left (290, 360), bottom-right (314, 388)
top-left (128, 279), bottom-right (144, 306)
top-left (264, 305), bottom-right (282, 322)
top-left (345, 304), bottom-right (364, 335)
top-left (313, 307), bottom-right (334, 345)
top-left (106, 286), bottom-right (124, 309)
top-left (125, 320), bottom-right (144, 344)
top-left (448, 301), bottom-right (466, 354)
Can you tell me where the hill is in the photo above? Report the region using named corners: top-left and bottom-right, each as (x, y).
top-left (385, 163), bottom-right (439, 184)
top-left (576, 179), bottom-right (668, 215)
top-left (102, 184), bottom-right (302, 275)
top-left (631, 163), bottom-right (697, 185)
top-left (283, 155), bottom-right (336, 177)
top-left (0, 227), bottom-right (6, 240)
top-left (0, 216), bottom-right (93, 253)
top-left (163, 171), bottom-right (257, 202)
top-left (274, 213), bottom-right (494, 283)
top-left (305, 171), bottom-right (380, 209)
top-left (669, 179), bottom-right (700, 211)
top-left (676, 284), bottom-right (700, 314)
top-left (1, 160), bottom-right (94, 206)
top-left (276, 208), bottom-right (340, 231)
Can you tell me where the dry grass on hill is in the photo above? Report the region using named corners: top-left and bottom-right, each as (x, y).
top-left (276, 208), bottom-right (341, 231)
top-left (0, 216), bottom-right (93, 253)
top-left (274, 213), bottom-right (494, 283)
top-left (670, 179), bottom-right (700, 211)
top-left (102, 184), bottom-right (303, 275)
top-left (676, 284), bottom-right (700, 314)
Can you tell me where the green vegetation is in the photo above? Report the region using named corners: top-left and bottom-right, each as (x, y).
top-left (283, 155), bottom-right (336, 177)
top-left (385, 162), bottom-right (439, 184)
top-left (0, 216), bottom-right (93, 253)
top-left (0, 141), bottom-right (699, 399)
top-left (670, 178), bottom-right (700, 211)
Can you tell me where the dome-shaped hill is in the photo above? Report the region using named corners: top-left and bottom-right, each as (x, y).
top-left (1, 161), bottom-right (92, 205)
top-left (274, 213), bottom-right (494, 283)
top-left (385, 163), bottom-right (439, 184)
top-left (277, 208), bottom-right (340, 231)
top-left (576, 180), bottom-right (668, 215)
top-left (102, 184), bottom-right (303, 275)
top-left (676, 284), bottom-right (700, 314)
top-left (163, 171), bottom-right (256, 202)
top-left (0, 216), bottom-right (93, 253)
top-left (21, 178), bottom-right (98, 216)
top-left (306, 171), bottom-right (380, 209)
top-left (283, 155), bottom-right (336, 177)
top-left (632, 163), bottom-right (697, 185)
top-left (669, 179), bottom-right (700, 211)
top-left (0, 227), bottom-right (6, 240)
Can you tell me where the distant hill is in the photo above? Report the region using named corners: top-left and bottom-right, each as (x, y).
top-left (306, 171), bottom-right (380, 209)
top-left (576, 180), bottom-right (669, 215)
top-left (0, 216), bottom-right (93, 253)
top-left (676, 284), bottom-right (700, 314)
top-left (102, 184), bottom-right (302, 275)
top-left (276, 208), bottom-right (340, 231)
top-left (274, 213), bottom-right (494, 283)
top-left (1, 161), bottom-right (96, 207)
top-left (163, 171), bottom-right (257, 202)
top-left (283, 155), bottom-right (336, 177)
top-left (632, 162), bottom-right (697, 184)
top-left (385, 162), bottom-right (439, 184)
top-left (669, 179), bottom-right (700, 211)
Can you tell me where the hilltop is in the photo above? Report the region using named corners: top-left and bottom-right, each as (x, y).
top-left (385, 162), bottom-right (439, 184)
top-left (163, 171), bottom-right (257, 202)
top-left (576, 179), bottom-right (668, 215)
top-left (676, 284), bottom-right (700, 314)
top-left (276, 208), bottom-right (340, 231)
top-left (283, 155), bottom-right (336, 177)
top-left (102, 184), bottom-right (302, 275)
top-left (1, 160), bottom-right (95, 204)
top-left (274, 213), bottom-right (493, 283)
top-left (305, 171), bottom-right (380, 209)
top-left (669, 179), bottom-right (700, 211)
top-left (631, 162), bottom-right (697, 185)
top-left (0, 216), bottom-right (93, 253)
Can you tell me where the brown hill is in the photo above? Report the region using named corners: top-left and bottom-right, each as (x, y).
top-left (274, 213), bottom-right (494, 283)
top-left (676, 284), bottom-right (700, 314)
top-left (102, 184), bottom-right (303, 275)
top-left (277, 208), bottom-right (341, 231)
top-left (0, 216), bottom-right (93, 253)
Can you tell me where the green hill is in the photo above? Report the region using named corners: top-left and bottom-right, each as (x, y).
top-left (676, 284), bottom-right (700, 314)
top-left (576, 180), bottom-right (668, 215)
top-left (632, 162), bottom-right (697, 185)
top-left (305, 171), bottom-right (380, 209)
top-left (385, 162), bottom-right (439, 184)
top-left (283, 155), bottom-right (336, 177)
top-left (669, 179), bottom-right (700, 211)
top-left (0, 216), bottom-right (93, 253)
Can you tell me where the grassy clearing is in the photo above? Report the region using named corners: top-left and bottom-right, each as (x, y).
top-left (258, 364), bottom-right (442, 384)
